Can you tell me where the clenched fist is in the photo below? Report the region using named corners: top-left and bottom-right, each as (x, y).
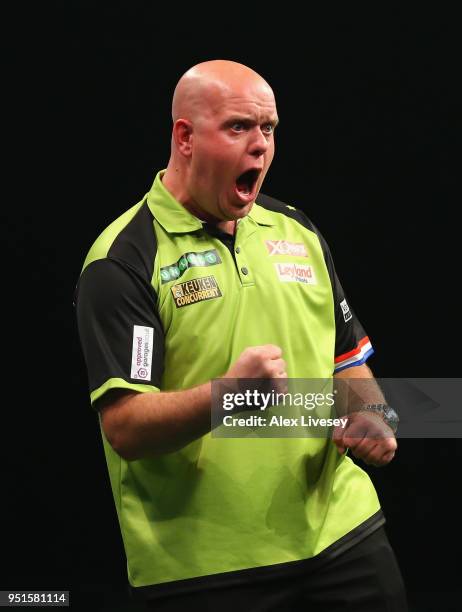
top-left (332, 410), bottom-right (397, 467)
top-left (225, 345), bottom-right (287, 380)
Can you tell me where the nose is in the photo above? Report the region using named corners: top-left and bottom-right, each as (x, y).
top-left (248, 127), bottom-right (270, 157)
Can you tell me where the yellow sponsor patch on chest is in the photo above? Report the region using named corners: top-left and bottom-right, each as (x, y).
top-left (171, 275), bottom-right (223, 308)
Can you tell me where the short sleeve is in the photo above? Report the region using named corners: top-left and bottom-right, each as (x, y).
top-left (75, 257), bottom-right (165, 407)
top-left (316, 233), bottom-right (374, 373)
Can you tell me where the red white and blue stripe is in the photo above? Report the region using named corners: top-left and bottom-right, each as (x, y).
top-left (334, 336), bottom-right (374, 373)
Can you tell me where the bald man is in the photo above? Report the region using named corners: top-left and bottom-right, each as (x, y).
top-left (75, 60), bottom-right (407, 611)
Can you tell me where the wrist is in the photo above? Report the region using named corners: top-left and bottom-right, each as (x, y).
top-left (358, 403), bottom-right (399, 433)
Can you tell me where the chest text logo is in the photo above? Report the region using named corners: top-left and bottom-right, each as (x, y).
top-left (171, 275), bottom-right (222, 308)
top-left (275, 263), bottom-right (317, 285)
top-left (265, 240), bottom-right (308, 257)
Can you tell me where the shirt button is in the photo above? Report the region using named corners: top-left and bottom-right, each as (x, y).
top-left (241, 267), bottom-right (249, 275)
top-left (235, 246), bottom-right (241, 254)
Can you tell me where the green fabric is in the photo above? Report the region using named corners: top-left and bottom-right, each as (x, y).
top-left (90, 378), bottom-right (159, 405)
top-left (92, 171), bottom-right (380, 587)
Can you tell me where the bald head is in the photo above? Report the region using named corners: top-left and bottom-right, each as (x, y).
top-left (171, 60), bottom-right (274, 123)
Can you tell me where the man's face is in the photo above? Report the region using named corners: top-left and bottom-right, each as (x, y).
top-left (187, 81), bottom-right (278, 222)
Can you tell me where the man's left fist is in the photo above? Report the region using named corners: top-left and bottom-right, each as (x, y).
top-left (332, 411), bottom-right (397, 467)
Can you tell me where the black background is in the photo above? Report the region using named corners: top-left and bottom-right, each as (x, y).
top-left (2, 3), bottom-right (460, 610)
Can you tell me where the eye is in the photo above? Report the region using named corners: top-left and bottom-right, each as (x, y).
top-left (262, 123), bottom-right (274, 134)
top-left (231, 122), bottom-right (245, 132)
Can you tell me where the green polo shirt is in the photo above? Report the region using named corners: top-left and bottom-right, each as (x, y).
top-left (75, 170), bottom-right (382, 597)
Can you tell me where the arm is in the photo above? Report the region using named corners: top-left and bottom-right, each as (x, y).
top-left (98, 384), bottom-right (212, 460)
top-left (308, 223), bottom-right (396, 465)
top-left (332, 363), bottom-right (397, 466)
top-left (98, 345), bottom-right (287, 461)
top-left (334, 361), bottom-right (386, 407)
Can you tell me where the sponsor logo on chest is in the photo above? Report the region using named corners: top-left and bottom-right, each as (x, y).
top-left (275, 263), bottom-right (317, 285)
top-left (265, 240), bottom-right (308, 257)
top-left (171, 275), bottom-right (222, 308)
top-left (160, 249), bottom-right (222, 284)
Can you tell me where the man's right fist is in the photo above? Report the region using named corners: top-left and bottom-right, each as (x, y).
top-left (224, 345), bottom-right (287, 380)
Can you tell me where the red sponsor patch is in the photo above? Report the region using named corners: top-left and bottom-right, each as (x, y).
top-left (275, 263), bottom-right (317, 285)
top-left (265, 240), bottom-right (308, 257)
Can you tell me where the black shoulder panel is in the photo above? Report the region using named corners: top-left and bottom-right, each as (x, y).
top-left (108, 200), bottom-right (158, 283)
top-left (257, 192), bottom-right (318, 234)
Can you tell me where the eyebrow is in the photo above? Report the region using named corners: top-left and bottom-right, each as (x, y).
top-left (224, 115), bottom-right (280, 128)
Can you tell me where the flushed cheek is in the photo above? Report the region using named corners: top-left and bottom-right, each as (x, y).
top-left (258, 170), bottom-right (268, 189)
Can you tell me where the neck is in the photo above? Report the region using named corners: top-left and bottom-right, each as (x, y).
top-left (162, 164), bottom-right (188, 204)
top-left (216, 219), bottom-right (237, 236)
top-left (162, 164), bottom-right (237, 236)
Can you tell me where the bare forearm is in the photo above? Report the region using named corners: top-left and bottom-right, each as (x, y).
top-left (99, 343), bottom-right (288, 460)
top-left (333, 363), bottom-right (386, 415)
top-left (100, 383), bottom-right (212, 460)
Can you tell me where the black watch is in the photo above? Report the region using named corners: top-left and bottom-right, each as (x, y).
top-left (362, 404), bottom-right (399, 433)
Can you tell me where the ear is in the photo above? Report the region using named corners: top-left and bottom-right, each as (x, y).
top-left (173, 119), bottom-right (193, 157)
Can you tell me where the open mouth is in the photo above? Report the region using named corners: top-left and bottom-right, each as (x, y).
top-left (235, 168), bottom-right (260, 196)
